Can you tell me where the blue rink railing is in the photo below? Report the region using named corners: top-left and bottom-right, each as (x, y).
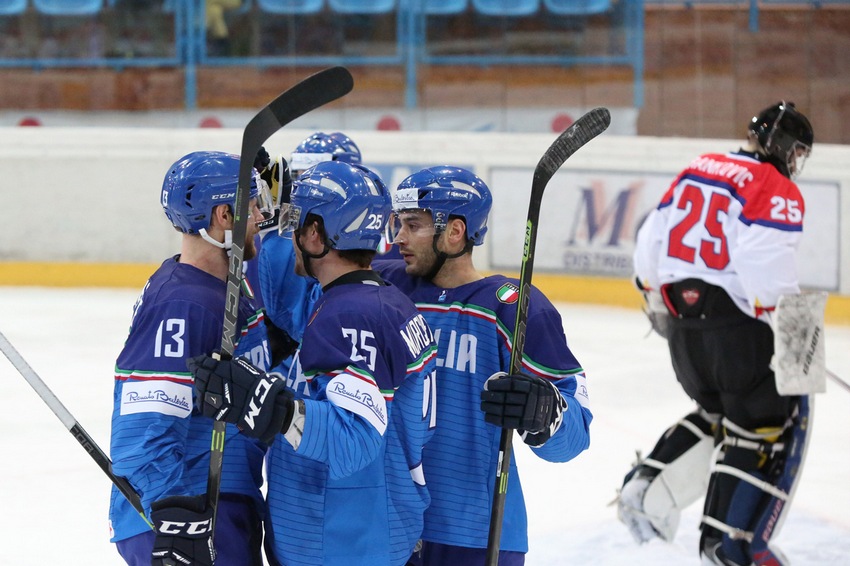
top-left (5, 0), bottom-right (838, 110)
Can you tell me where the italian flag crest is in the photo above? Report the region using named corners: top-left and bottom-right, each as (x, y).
top-left (496, 283), bottom-right (519, 304)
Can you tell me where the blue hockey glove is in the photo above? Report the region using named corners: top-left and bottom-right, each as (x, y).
top-left (151, 494), bottom-right (215, 566)
top-left (480, 372), bottom-right (567, 447)
top-left (188, 354), bottom-right (295, 446)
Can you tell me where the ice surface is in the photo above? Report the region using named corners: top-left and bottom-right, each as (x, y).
top-left (1, 288), bottom-right (848, 565)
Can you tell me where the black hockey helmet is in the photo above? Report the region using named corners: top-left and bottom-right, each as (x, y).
top-left (748, 101), bottom-right (813, 179)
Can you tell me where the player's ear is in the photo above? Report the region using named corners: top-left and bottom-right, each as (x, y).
top-left (302, 219), bottom-right (325, 251)
top-left (211, 204), bottom-right (232, 229)
top-left (446, 217), bottom-right (468, 248)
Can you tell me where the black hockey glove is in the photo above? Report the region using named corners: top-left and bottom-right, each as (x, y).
top-left (188, 354), bottom-right (295, 446)
top-left (151, 494), bottom-right (215, 566)
top-left (480, 372), bottom-right (567, 448)
top-left (254, 146), bottom-right (271, 173)
top-left (266, 317), bottom-right (300, 368)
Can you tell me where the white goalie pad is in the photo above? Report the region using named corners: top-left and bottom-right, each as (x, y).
top-left (772, 292), bottom-right (827, 395)
top-left (641, 435), bottom-right (715, 541)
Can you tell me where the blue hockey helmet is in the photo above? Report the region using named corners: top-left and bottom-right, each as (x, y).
top-left (289, 131), bottom-right (362, 176)
top-left (388, 166), bottom-right (492, 246)
top-left (280, 160), bottom-right (390, 251)
top-left (161, 151), bottom-right (266, 234)
top-left (748, 101), bottom-right (813, 179)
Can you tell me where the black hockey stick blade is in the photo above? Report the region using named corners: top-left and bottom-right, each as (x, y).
top-left (221, 65), bottom-right (354, 356)
top-left (510, 106), bottom-right (610, 375)
top-left (208, 66), bottom-right (354, 538)
top-left (485, 107), bottom-right (610, 566)
top-left (0, 330), bottom-right (152, 528)
top-left (533, 107), bottom-right (611, 201)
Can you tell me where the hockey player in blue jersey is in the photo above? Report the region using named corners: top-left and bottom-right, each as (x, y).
top-left (254, 132), bottom-right (367, 375)
top-left (260, 164), bottom-right (593, 565)
top-left (256, 132), bottom-right (401, 371)
top-left (109, 151), bottom-right (273, 566)
top-left (189, 160), bottom-right (438, 566)
top-left (380, 166), bottom-right (593, 565)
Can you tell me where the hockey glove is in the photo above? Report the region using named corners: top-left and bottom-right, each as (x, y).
top-left (151, 494), bottom-right (215, 566)
top-left (188, 354), bottom-right (295, 446)
top-left (480, 372), bottom-right (567, 447)
top-left (256, 155), bottom-right (293, 238)
top-left (266, 317), bottom-right (300, 368)
top-left (254, 146), bottom-right (271, 173)
top-left (635, 277), bottom-right (671, 340)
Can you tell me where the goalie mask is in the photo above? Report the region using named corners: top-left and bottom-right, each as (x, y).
top-left (161, 150), bottom-right (272, 234)
top-left (279, 160), bottom-right (390, 252)
top-left (386, 165), bottom-right (492, 247)
top-left (748, 101), bottom-right (814, 180)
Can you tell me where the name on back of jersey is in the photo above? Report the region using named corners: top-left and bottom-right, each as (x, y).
top-left (399, 313), bottom-right (435, 359)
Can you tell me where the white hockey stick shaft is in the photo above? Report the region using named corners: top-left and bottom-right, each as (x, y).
top-left (0, 330), bottom-right (150, 526)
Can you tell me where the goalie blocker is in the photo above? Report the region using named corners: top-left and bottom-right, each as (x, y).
top-left (772, 292), bottom-right (827, 395)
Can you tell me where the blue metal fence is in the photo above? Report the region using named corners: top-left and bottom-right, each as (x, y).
top-left (0, 0), bottom-right (644, 108)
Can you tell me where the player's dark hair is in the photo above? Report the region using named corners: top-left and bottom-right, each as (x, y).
top-left (304, 213), bottom-right (376, 267)
top-left (339, 249), bottom-right (376, 268)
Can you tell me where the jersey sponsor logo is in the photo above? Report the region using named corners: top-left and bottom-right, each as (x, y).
top-left (326, 372), bottom-right (388, 435)
top-left (399, 313), bottom-right (435, 359)
top-left (496, 283), bottom-right (519, 304)
top-left (120, 380), bottom-right (192, 418)
top-left (574, 372), bottom-right (590, 409)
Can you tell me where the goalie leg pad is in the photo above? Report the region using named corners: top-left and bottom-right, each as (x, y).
top-left (719, 470), bottom-right (768, 565)
top-left (618, 409), bottom-right (717, 543)
top-left (700, 399), bottom-right (811, 566)
top-left (641, 434), bottom-right (714, 541)
top-left (748, 396), bottom-right (813, 565)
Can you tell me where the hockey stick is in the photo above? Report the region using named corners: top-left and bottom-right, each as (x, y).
top-left (485, 108), bottom-right (611, 565)
top-left (0, 330), bottom-right (152, 528)
top-left (827, 369), bottom-right (850, 394)
top-left (207, 66), bottom-right (354, 537)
